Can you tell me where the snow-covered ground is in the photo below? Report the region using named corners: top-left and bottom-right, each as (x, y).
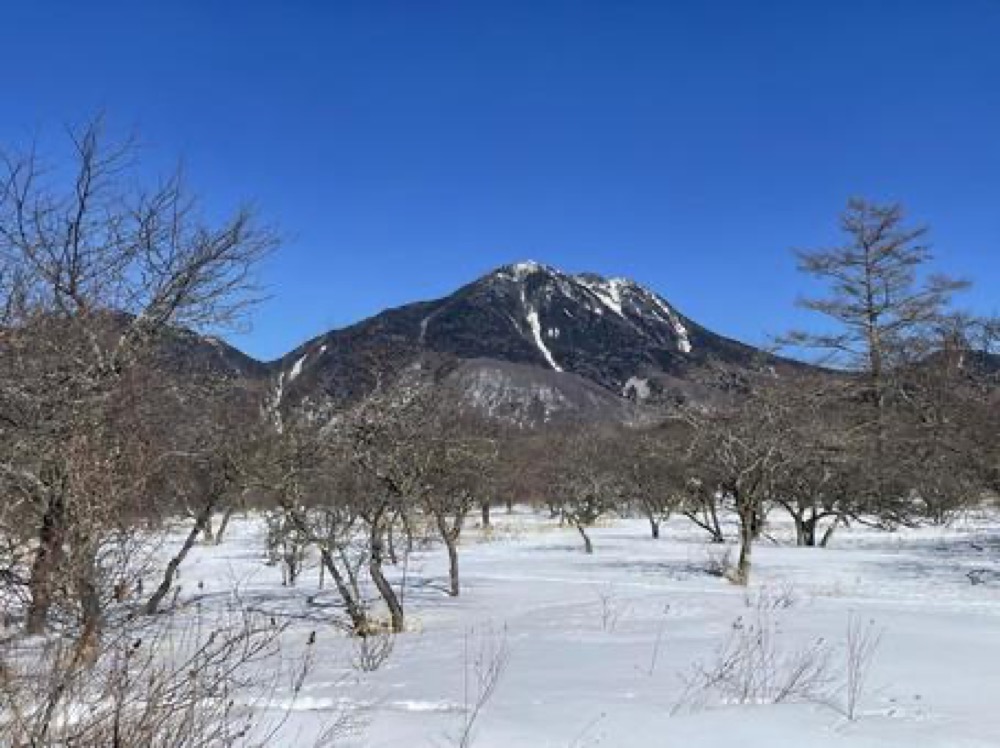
top-left (169, 509), bottom-right (1000, 747)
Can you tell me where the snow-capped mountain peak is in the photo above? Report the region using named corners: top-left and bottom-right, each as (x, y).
top-left (267, 260), bottom-right (786, 416)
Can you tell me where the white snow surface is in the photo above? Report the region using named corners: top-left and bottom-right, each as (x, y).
top-left (623, 375), bottom-right (652, 400)
top-left (648, 293), bottom-right (693, 353)
top-left (576, 275), bottom-right (629, 318)
top-left (526, 309), bottom-right (562, 372)
top-left (503, 260), bottom-right (553, 281)
top-left (495, 263), bottom-right (694, 354)
top-left (146, 509), bottom-right (1000, 746)
top-left (288, 353), bottom-right (308, 382)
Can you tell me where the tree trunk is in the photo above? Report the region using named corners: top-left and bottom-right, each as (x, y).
top-left (320, 548), bottom-right (369, 635)
top-left (481, 500), bottom-right (491, 528)
top-left (701, 495), bottom-right (726, 543)
top-left (75, 549), bottom-right (103, 645)
top-left (434, 512), bottom-right (464, 597)
top-left (750, 507), bottom-right (764, 541)
top-left (733, 501), bottom-right (755, 585)
top-left (576, 523), bottom-right (593, 554)
top-left (792, 512), bottom-right (805, 546)
top-left (684, 505), bottom-right (725, 544)
top-left (369, 524), bottom-right (405, 633)
top-left (446, 537), bottom-right (460, 597)
top-left (386, 517), bottom-right (398, 565)
top-left (819, 516), bottom-right (840, 547)
top-left (201, 511), bottom-right (214, 543)
top-left (801, 516), bottom-right (817, 547)
top-left (144, 499), bottom-right (214, 615)
top-left (26, 491), bottom-right (67, 634)
top-left (214, 504), bottom-right (236, 545)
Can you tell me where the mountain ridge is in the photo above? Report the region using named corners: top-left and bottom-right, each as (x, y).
top-left (141, 260), bottom-right (997, 426)
top-left (261, 261), bottom-right (805, 421)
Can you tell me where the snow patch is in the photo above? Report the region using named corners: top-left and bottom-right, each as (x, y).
top-left (526, 310), bottom-right (562, 372)
top-left (648, 294), bottom-right (693, 353)
top-left (288, 353), bottom-right (308, 382)
top-left (502, 260), bottom-right (557, 282)
top-left (622, 376), bottom-right (651, 401)
top-left (390, 700), bottom-right (461, 713)
top-left (576, 276), bottom-right (627, 317)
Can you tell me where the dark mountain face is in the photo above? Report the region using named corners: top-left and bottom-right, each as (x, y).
top-left (152, 327), bottom-right (270, 383)
top-left (266, 261), bottom-right (799, 422)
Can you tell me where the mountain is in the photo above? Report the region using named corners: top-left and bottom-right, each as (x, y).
top-left (266, 261), bottom-right (800, 424)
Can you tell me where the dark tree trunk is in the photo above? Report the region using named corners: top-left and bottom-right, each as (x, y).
top-left (320, 548), bottom-right (369, 635)
top-left (144, 500), bottom-right (215, 615)
top-left (750, 507), bottom-right (764, 541)
top-left (434, 508), bottom-right (466, 597)
top-left (734, 498), bottom-right (755, 585)
top-left (76, 550), bottom-right (103, 643)
top-left (434, 512), bottom-right (465, 597)
top-left (801, 516), bottom-right (818, 547)
top-left (26, 491), bottom-right (67, 634)
top-left (684, 504), bottom-right (725, 544)
top-left (201, 511), bottom-right (214, 543)
top-left (446, 538), bottom-right (460, 597)
top-left (369, 523), bottom-right (405, 633)
top-left (789, 511), bottom-right (816, 547)
top-left (576, 523), bottom-right (593, 554)
top-left (214, 504), bottom-right (236, 545)
top-left (481, 500), bottom-right (491, 528)
top-left (820, 517), bottom-right (840, 547)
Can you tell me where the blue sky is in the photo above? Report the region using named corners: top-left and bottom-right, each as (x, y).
top-left (2, 1), bottom-right (998, 360)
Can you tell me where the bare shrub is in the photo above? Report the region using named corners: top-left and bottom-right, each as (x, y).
top-left (638, 603), bottom-right (671, 677)
top-left (456, 623), bottom-right (510, 748)
top-left (703, 544), bottom-right (732, 578)
top-left (748, 582), bottom-right (797, 611)
top-left (351, 627), bottom-right (395, 673)
top-left (841, 612), bottom-right (884, 720)
top-left (0, 606), bottom-right (348, 746)
top-left (674, 606), bottom-right (834, 714)
top-left (595, 585), bottom-right (630, 634)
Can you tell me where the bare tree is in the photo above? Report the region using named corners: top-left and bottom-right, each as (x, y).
top-left (545, 425), bottom-right (624, 554)
top-left (246, 418), bottom-right (377, 636)
top-left (687, 385), bottom-right (792, 585)
top-left (619, 422), bottom-right (690, 540)
top-left (0, 117), bottom-right (274, 641)
top-left (420, 410), bottom-right (501, 596)
top-left (783, 198), bottom-right (969, 517)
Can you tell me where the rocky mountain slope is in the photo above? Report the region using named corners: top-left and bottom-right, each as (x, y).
top-left (265, 261), bottom-right (801, 424)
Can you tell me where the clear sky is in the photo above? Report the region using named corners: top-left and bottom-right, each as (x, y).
top-left (2, 1), bottom-right (998, 361)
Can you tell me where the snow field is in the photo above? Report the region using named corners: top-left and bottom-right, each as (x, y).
top-left (167, 509), bottom-right (1000, 747)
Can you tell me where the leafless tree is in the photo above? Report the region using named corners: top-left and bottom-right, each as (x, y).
top-left (686, 384), bottom-right (793, 585)
top-left (545, 425), bottom-right (625, 554)
top-left (783, 198), bottom-right (970, 518)
top-left (0, 117), bottom-right (275, 640)
top-left (0, 600), bottom-right (347, 746)
top-left (619, 421), bottom-right (690, 540)
top-left (415, 407), bottom-right (502, 596)
top-left (247, 418), bottom-right (376, 636)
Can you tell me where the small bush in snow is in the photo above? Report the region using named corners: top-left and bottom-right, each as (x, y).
top-left (841, 612), bottom-right (884, 720)
top-left (703, 545), bottom-right (733, 579)
top-left (595, 585), bottom-right (630, 633)
top-left (351, 628), bottom-right (395, 673)
top-left (674, 606), bottom-right (834, 714)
